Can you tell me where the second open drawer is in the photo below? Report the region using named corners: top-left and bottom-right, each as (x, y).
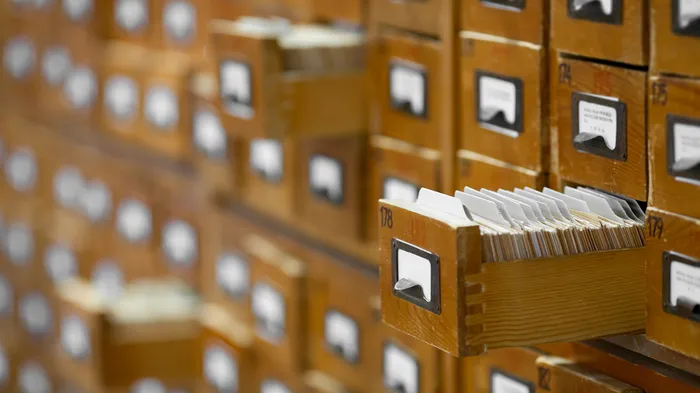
top-left (378, 199), bottom-right (646, 357)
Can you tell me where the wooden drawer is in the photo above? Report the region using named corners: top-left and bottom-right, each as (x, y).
top-left (104, 0), bottom-right (155, 45)
top-left (378, 199), bottom-right (645, 357)
top-left (648, 74), bottom-right (700, 219)
top-left (245, 236), bottom-right (307, 373)
top-left (551, 0), bottom-right (648, 65)
top-left (555, 54), bottom-right (647, 201)
top-left (198, 303), bottom-right (255, 393)
top-left (367, 136), bottom-right (440, 243)
top-left (138, 50), bottom-right (194, 159)
top-left (200, 208), bottom-right (252, 319)
top-left (98, 42), bottom-right (149, 141)
top-left (449, 347), bottom-right (543, 393)
top-left (307, 256), bottom-right (380, 393)
top-left (458, 32), bottom-right (546, 171)
top-left (651, 0), bottom-right (700, 78)
top-left (211, 19), bottom-right (366, 139)
top-left (379, 323), bottom-right (442, 393)
top-left (456, 150), bottom-right (547, 191)
top-left (645, 207), bottom-right (700, 361)
top-left (370, 0), bottom-right (454, 37)
top-left (535, 355), bottom-right (643, 393)
top-left (375, 31), bottom-right (445, 150)
top-left (313, 0), bottom-right (364, 25)
top-left (460, 0), bottom-right (547, 45)
top-left (54, 279), bottom-right (200, 390)
top-left (150, 0), bottom-right (210, 53)
top-left (188, 70), bottom-right (239, 199)
top-left (240, 137), bottom-right (299, 221)
top-left (299, 134), bottom-right (368, 243)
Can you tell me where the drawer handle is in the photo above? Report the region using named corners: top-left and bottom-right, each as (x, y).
top-left (567, 0), bottom-right (622, 25)
top-left (676, 297), bottom-right (700, 320)
top-left (571, 92), bottom-right (627, 162)
top-left (674, 0), bottom-right (700, 37)
top-left (391, 238), bottom-right (441, 314)
top-left (663, 251), bottom-right (700, 323)
top-left (667, 115), bottom-right (700, 182)
top-left (480, 0), bottom-right (526, 12)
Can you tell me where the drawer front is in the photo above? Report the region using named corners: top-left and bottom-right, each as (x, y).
top-left (555, 55), bottom-right (648, 201)
top-left (376, 33), bottom-right (445, 150)
top-left (648, 75), bottom-right (700, 219)
top-left (453, 347), bottom-right (542, 393)
top-left (535, 355), bottom-right (643, 393)
top-left (651, 0), bottom-right (700, 78)
top-left (551, 0), bottom-right (648, 65)
top-left (459, 34), bottom-right (546, 171)
top-left (371, 0), bottom-right (450, 37)
top-left (646, 207), bottom-right (700, 361)
top-left (460, 0), bottom-right (547, 45)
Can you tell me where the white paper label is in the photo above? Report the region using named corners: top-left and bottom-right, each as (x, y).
top-left (383, 344), bottom-right (418, 393)
top-left (250, 139), bottom-right (282, 181)
top-left (42, 46), bottom-right (72, 86)
top-left (670, 260), bottom-right (700, 307)
top-left (193, 110), bottom-right (227, 159)
top-left (220, 61), bottom-right (254, 119)
top-left (164, 0), bottom-right (195, 42)
top-left (252, 283), bottom-right (285, 342)
top-left (145, 86), bottom-right (179, 130)
top-left (19, 362), bottom-right (51, 393)
top-left (6, 148), bottom-right (38, 193)
top-left (577, 100), bottom-right (618, 150)
top-left (215, 253), bottom-right (249, 299)
top-left (390, 62), bottom-right (426, 116)
top-left (131, 379), bottom-right (166, 393)
top-left (63, 66), bottom-right (97, 109)
top-left (679, 0), bottom-right (700, 28)
top-left (573, 0), bottom-right (614, 15)
top-left (383, 177), bottom-right (419, 202)
top-left (44, 244), bottom-right (77, 283)
top-left (309, 155), bottom-right (343, 203)
top-left (91, 260), bottom-right (124, 303)
top-left (324, 311), bottom-right (359, 362)
top-left (53, 166), bottom-right (84, 209)
top-left (20, 293), bottom-right (51, 336)
top-left (261, 380), bottom-right (290, 393)
top-left (397, 248), bottom-right (432, 302)
top-left (673, 122), bottom-right (700, 168)
top-left (116, 199), bottom-right (152, 243)
top-left (63, 0), bottom-right (93, 21)
top-left (479, 76), bottom-right (517, 126)
top-left (3, 36), bottom-right (35, 80)
top-left (203, 345), bottom-right (238, 393)
top-left (5, 223), bottom-right (33, 266)
top-left (80, 180), bottom-right (112, 222)
top-left (105, 76), bottom-right (139, 122)
top-left (162, 220), bottom-right (197, 266)
top-left (0, 276), bottom-right (13, 317)
top-left (116, 0), bottom-right (148, 32)
top-left (60, 316), bottom-right (90, 359)
top-left (491, 372), bottom-right (532, 393)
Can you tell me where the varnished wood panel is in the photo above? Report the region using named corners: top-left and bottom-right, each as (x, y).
top-left (458, 33), bottom-right (547, 171)
top-left (551, 0), bottom-right (648, 65)
top-left (370, 0), bottom-right (454, 38)
top-left (555, 55), bottom-right (648, 201)
top-left (460, 0), bottom-right (548, 45)
top-left (648, 74), bottom-right (700, 219)
top-left (651, 0), bottom-right (700, 78)
top-left (536, 355), bottom-right (643, 392)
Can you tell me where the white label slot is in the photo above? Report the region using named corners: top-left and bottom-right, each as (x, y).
top-left (145, 85), bottom-right (179, 130)
top-left (215, 253), bottom-right (249, 299)
top-left (390, 61), bottom-right (426, 117)
top-left (673, 121), bottom-right (700, 172)
top-left (573, 0), bottom-right (614, 15)
top-left (250, 139), bottom-right (283, 181)
top-left (670, 260), bottom-right (700, 307)
top-left (396, 249), bottom-right (432, 302)
top-left (479, 75), bottom-right (518, 130)
top-left (220, 61), bottom-right (254, 119)
top-left (491, 371), bottom-right (532, 393)
top-left (252, 283), bottom-right (285, 343)
top-left (383, 344), bottom-right (418, 393)
top-left (324, 311), bottom-right (359, 362)
top-left (105, 76), bottom-right (139, 121)
top-left (203, 345), bottom-right (238, 393)
top-left (576, 100), bottom-right (618, 150)
top-left (309, 155), bottom-right (343, 204)
top-left (164, 0), bottom-right (196, 42)
top-left (679, 0), bottom-right (700, 28)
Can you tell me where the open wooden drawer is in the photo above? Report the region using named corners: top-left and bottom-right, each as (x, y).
top-left (210, 17), bottom-right (367, 139)
top-left (378, 199), bottom-right (646, 357)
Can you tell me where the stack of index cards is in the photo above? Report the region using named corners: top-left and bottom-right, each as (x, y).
top-left (399, 186), bottom-right (646, 263)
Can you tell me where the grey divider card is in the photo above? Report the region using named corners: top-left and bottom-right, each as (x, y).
top-left (666, 114), bottom-right (700, 182)
top-left (389, 59), bottom-right (427, 118)
top-left (568, 0), bottom-right (622, 25)
top-left (673, 0), bottom-right (700, 37)
top-left (476, 70), bottom-right (523, 137)
top-left (571, 92), bottom-right (627, 161)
